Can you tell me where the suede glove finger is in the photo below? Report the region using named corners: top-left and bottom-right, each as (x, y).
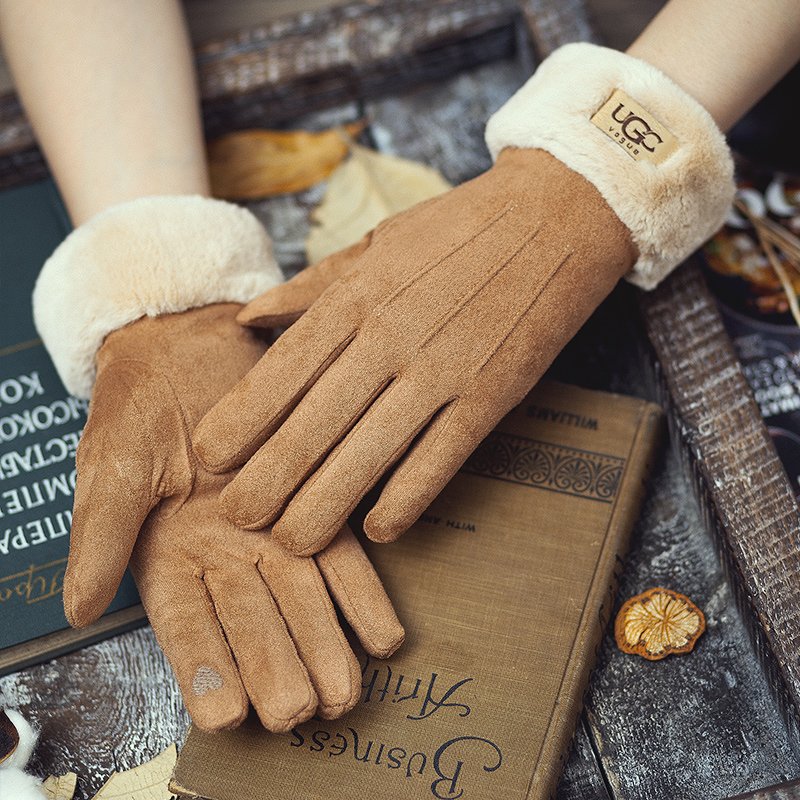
top-left (194, 43), bottom-right (734, 557)
top-left (63, 306), bottom-right (403, 733)
top-left (244, 233), bottom-right (374, 330)
top-left (62, 358), bottom-right (193, 628)
top-left (33, 198), bottom-right (404, 734)
top-left (130, 489), bottom-right (401, 732)
top-left (315, 524), bottom-right (406, 658)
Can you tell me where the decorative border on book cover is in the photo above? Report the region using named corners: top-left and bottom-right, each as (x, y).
top-left (461, 433), bottom-right (625, 502)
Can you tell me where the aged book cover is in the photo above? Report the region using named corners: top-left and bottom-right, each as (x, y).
top-left (171, 379), bottom-right (663, 800)
top-left (0, 180), bottom-right (144, 676)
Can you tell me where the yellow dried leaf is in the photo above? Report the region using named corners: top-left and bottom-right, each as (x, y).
top-left (90, 744), bottom-right (177, 800)
top-left (305, 142), bottom-right (451, 265)
top-left (42, 772), bottom-right (78, 800)
top-left (208, 121), bottom-right (365, 199)
top-left (615, 587), bottom-right (705, 660)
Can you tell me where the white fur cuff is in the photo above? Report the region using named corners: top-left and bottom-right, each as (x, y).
top-left (33, 196), bottom-right (282, 398)
top-left (485, 42), bottom-right (735, 289)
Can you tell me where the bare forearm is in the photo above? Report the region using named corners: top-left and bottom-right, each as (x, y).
top-left (628, 0), bottom-right (800, 132)
top-left (0, 0), bottom-right (209, 225)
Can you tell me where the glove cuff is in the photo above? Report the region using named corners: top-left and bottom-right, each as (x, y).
top-left (485, 42), bottom-right (735, 289)
top-left (33, 195), bottom-right (282, 398)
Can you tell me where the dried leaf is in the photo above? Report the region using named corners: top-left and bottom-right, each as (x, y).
top-left (208, 121), bottom-right (365, 199)
top-left (0, 708), bottom-right (19, 764)
top-left (305, 142), bottom-right (452, 265)
top-left (615, 587), bottom-right (705, 660)
top-left (42, 772), bottom-right (78, 800)
top-left (90, 744), bottom-right (177, 800)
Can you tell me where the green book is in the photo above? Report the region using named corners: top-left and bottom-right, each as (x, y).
top-left (0, 180), bottom-right (144, 676)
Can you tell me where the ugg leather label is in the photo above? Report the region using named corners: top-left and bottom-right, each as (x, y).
top-left (591, 89), bottom-right (680, 165)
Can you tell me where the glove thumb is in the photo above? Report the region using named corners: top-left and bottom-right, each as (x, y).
top-left (237, 232), bottom-right (373, 329)
top-left (63, 361), bottom-right (193, 628)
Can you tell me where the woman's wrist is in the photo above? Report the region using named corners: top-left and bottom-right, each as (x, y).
top-left (626, 0), bottom-right (800, 132)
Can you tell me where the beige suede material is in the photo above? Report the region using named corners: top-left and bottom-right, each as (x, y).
top-left (65, 304), bottom-right (404, 734)
top-left (193, 148), bottom-right (637, 556)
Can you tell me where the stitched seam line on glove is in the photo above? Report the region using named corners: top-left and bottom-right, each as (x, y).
top-left (376, 201), bottom-right (520, 312)
top-left (478, 247), bottom-right (573, 371)
top-left (420, 222), bottom-right (545, 348)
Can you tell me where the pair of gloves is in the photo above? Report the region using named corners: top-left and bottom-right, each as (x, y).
top-left (34, 43), bottom-right (734, 734)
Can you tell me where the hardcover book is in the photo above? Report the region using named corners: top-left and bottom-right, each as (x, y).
top-left (0, 180), bottom-right (144, 676)
top-left (171, 379), bottom-right (663, 800)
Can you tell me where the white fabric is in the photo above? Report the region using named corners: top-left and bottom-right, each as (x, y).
top-left (485, 42), bottom-right (735, 289)
top-left (0, 709), bottom-right (45, 800)
top-left (33, 196), bottom-right (283, 398)
top-left (0, 768), bottom-right (46, 800)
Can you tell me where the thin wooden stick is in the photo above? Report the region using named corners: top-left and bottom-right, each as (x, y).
top-left (733, 196), bottom-right (800, 328)
top-left (754, 213), bottom-right (800, 263)
top-left (761, 233), bottom-right (800, 328)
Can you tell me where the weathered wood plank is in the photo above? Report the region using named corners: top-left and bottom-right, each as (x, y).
top-left (197, 0), bottom-right (520, 136)
top-left (362, 58), bottom-right (528, 184)
top-left (518, 0), bottom-right (597, 57)
top-left (727, 779), bottom-right (800, 800)
top-left (556, 715), bottom-right (613, 800)
top-left (639, 260), bottom-right (800, 750)
top-left (0, 627), bottom-right (189, 800)
top-left (195, 0), bottom-right (519, 102)
top-left (0, 0), bottom-right (521, 190)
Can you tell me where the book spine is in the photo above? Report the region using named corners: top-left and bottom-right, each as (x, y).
top-left (529, 403), bottom-right (664, 799)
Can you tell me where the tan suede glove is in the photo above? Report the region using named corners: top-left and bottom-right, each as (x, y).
top-left (195, 148), bottom-right (637, 556)
top-left (33, 197), bottom-right (403, 733)
top-left (69, 305), bottom-right (403, 732)
top-left (193, 43), bottom-right (735, 557)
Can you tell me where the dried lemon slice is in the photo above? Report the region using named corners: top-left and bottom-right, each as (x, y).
top-left (615, 587), bottom-right (705, 660)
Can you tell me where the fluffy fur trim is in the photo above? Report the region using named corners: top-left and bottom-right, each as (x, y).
top-left (33, 196), bottom-right (282, 398)
top-left (0, 768), bottom-right (45, 800)
top-left (485, 42), bottom-right (735, 289)
top-left (0, 709), bottom-right (45, 800)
